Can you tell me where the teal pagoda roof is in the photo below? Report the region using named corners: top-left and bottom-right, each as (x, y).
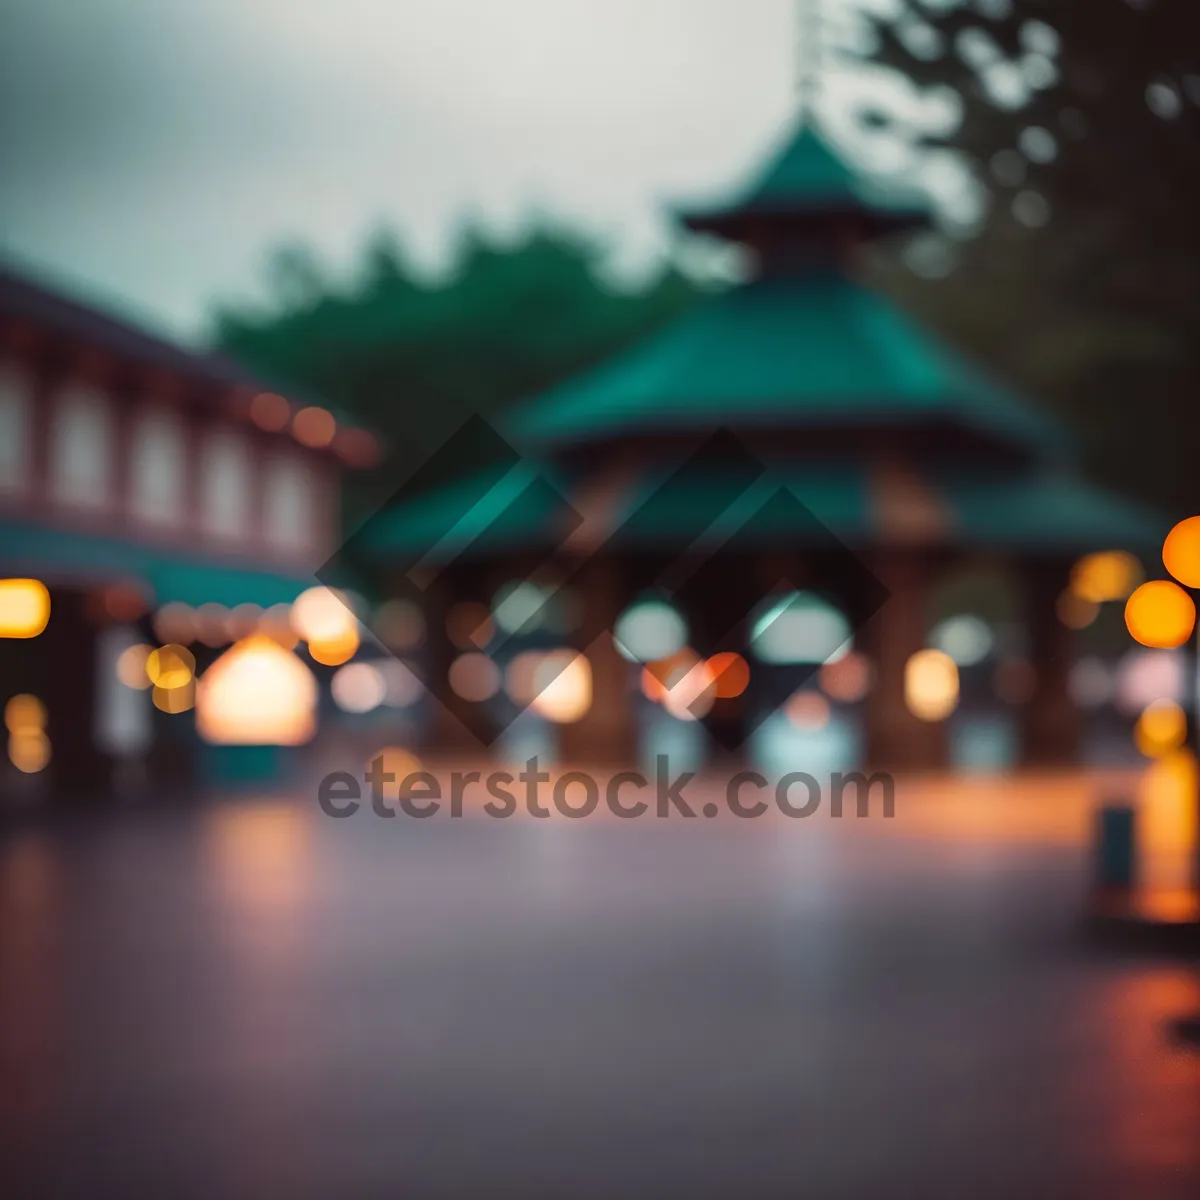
top-left (503, 271), bottom-right (1069, 460)
top-left (680, 121), bottom-right (928, 239)
top-left (363, 457), bottom-right (1163, 561)
top-left (361, 117), bottom-right (1162, 565)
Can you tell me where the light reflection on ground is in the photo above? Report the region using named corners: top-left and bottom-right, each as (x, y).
top-left (2, 764), bottom-right (1199, 1198)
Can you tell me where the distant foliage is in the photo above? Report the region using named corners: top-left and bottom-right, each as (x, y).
top-left (213, 223), bottom-right (704, 476)
top-left (865, 0), bottom-right (1200, 515)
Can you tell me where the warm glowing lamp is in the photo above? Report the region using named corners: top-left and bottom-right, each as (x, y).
top-left (530, 651), bottom-right (592, 723)
top-left (196, 635), bottom-right (317, 745)
top-left (905, 649), bottom-right (960, 722)
top-left (1135, 700), bottom-right (1188, 759)
top-left (1124, 580), bottom-right (1196, 649)
top-left (146, 644), bottom-right (195, 689)
top-left (1163, 516), bottom-right (1200, 589)
top-left (0, 578), bottom-right (50, 638)
top-left (307, 628), bottom-right (361, 666)
top-left (706, 652), bottom-right (750, 700)
top-left (1070, 550), bottom-right (1143, 604)
top-left (291, 586), bottom-right (356, 642)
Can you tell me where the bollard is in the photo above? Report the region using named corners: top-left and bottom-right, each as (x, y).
top-left (1095, 802), bottom-right (1137, 893)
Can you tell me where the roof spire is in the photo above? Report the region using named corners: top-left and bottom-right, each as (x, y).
top-left (797, 0), bottom-right (824, 127)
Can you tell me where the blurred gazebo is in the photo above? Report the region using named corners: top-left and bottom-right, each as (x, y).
top-left (364, 121), bottom-right (1161, 769)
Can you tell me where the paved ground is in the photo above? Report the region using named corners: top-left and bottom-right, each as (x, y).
top-left (2, 768), bottom-right (1200, 1198)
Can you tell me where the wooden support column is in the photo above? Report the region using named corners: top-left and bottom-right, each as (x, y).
top-left (861, 551), bottom-right (948, 771)
top-left (1020, 557), bottom-right (1080, 767)
top-left (559, 560), bottom-right (637, 766)
top-left (41, 590), bottom-right (115, 802)
top-left (420, 574), bottom-right (491, 759)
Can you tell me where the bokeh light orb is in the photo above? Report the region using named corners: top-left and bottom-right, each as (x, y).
top-left (197, 635), bottom-right (317, 745)
top-left (146, 644), bottom-right (195, 690)
top-left (153, 682), bottom-right (195, 714)
top-left (493, 581), bottom-right (551, 636)
top-left (530, 651), bottom-right (592, 723)
top-left (1114, 648), bottom-right (1185, 715)
top-left (751, 592), bottom-right (850, 664)
top-left (641, 649), bottom-right (701, 704)
top-left (1124, 580), bottom-right (1195, 649)
top-left (448, 653), bottom-right (501, 703)
top-left (258, 603), bottom-right (299, 649)
top-left (786, 690), bottom-right (831, 731)
top-left (115, 643), bottom-right (154, 689)
top-left (227, 603), bottom-right (263, 641)
top-left (194, 602), bottom-right (231, 648)
top-left (1070, 550), bottom-right (1143, 604)
top-left (661, 659), bottom-right (716, 722)
top-left (1135, 699), bottom-right (1188, 759)
top-left (614, 600), bottom-right (687, 663)
top-left (153, 602), bottom-right (196, 644)
top-left (905, 649), bottom-right (959, 722)
top-left (818, 652), bottom-right (874, 703)
top-left (1056, 589), bottom-right (1098, 630)
top-left (929, 614), bottom-right (994, 666)
top-left (373, 599), bottom-right (425, 651)
top-left (505, 651), bottom-right (545, 706)
top-left (706, 652), bottom-right (750, 700)
top-left (0, 578), bottom-right (50, 639)
top-left (9, 730), bottom-right (50, 773)
top-left (308, 628), bottom-right (361, 666)
top-left (292, 405), bottom-right (336, 448)
top-left (4, 693), bottom-right (46, 734)
top-left (1162, 516), bottom-right (1200, 589)
top-left (292, 586), bottom-right (357, 644)
top-left (331, 662), bottom-right (387, 714)
top-left (249, 392), bottom-right (290, 432)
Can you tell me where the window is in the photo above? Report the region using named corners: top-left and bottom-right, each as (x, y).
top-left (130, 409), bottom-right (185, 525)
top-left (0, 363), bottom-right (31, 494)
top-left (199, 426), bottom-right (251, 540)
top-left (50, 384), bottom-right (113, 508)
top-left (263, 450), bottom-right (314, 553)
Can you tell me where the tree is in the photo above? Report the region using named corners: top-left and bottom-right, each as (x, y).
top-left (864, 0), bottom-right (1200, 516)
top-left (212, 222), bottom-right (706, 521)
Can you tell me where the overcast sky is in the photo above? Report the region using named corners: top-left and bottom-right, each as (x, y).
top-left (0, 0), bottom-right (949, 343)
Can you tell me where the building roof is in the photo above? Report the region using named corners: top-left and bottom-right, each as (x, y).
top-left (504, 271), bottom-right (1070, 460)
top-left (680, 122), bottom-right (928, 237)
top-left (361, 456), bottom-right (1163, 562)
top-left (0, 264), bottom-right (367, 435)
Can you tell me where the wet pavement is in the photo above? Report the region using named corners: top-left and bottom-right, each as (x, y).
top-left (2, 769), bottom-right (1200, 1198)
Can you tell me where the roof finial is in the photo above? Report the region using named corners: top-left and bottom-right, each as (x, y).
top-left (797, 0), bottom-right (823, 127)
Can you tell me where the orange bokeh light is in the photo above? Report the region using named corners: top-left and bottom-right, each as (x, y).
top-left (706, 652), bottom-right (750, 699)
top-left (334, 427), bottom-right (380, 468)
top-left (249, 392), bottom-right (290, 432)
top-left (641, 649), bottom-right (700, 703)
top-left (292, 406), bottom-right (336, 448)
top-left (1124, 580), bottom-right (1196, 649)
top-left (1162, 516), bottom-right (1200, 589)
top-left (308, 628), bottom-right (360, 666)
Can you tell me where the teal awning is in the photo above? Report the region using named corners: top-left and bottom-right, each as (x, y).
top-left (0, 518), bottom-right (315, 607)
top-left (931, 469), bottom-right (1164, 554)
top-left (359, 460), bottom-right (573, 560)
top-left (356, 458), bottom-right (1163, 562)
